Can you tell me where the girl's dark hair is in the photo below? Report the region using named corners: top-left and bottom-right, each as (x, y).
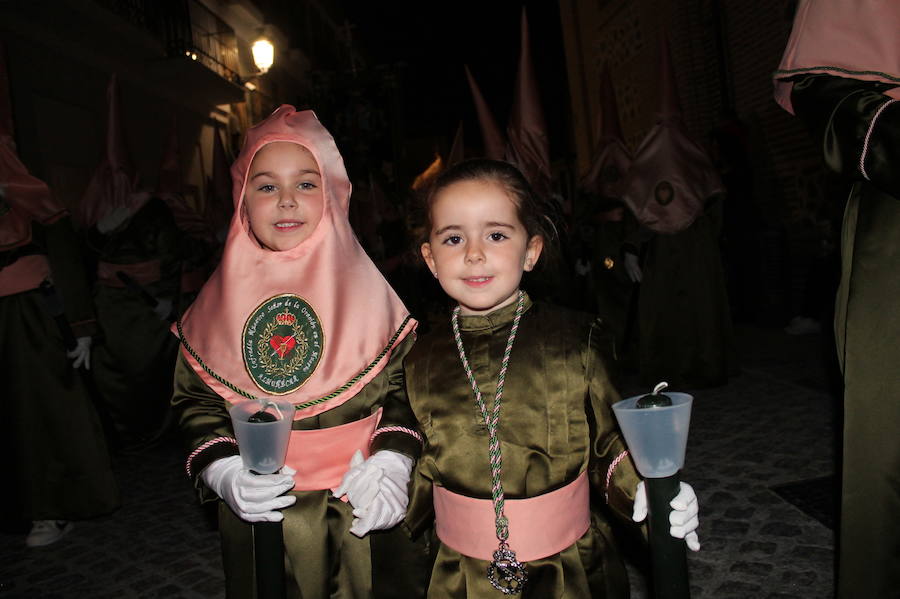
top-left (420, 159), bottom-right (559, 257)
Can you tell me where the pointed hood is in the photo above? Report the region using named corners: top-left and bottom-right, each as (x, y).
top-left (582, 65), bottom-right (631, 199)
top-left (0, 42), bottom-right (13, 139)
top-left (774, 0), bottom-right (900, 113)
top-left (0, 41), bottom-right (66, 251)
top-left (465, 65), bottom-right (506, 160)
top-left (657, 31), bottom-right (682, 122)
top-left (177, 106), bottom-right (415, 414)
top-left (447, 120), bottom-right (465, 166)
top-left (77, 73), bottom-right (142, 227)
top-left (411, 153), bottom-right (443, 191)
top-left (594, 65), bottom-right (624, 144)
top-left (157, 116), bottom-right (214, 242)
top-left (505, 7), bottom-right (551, 196)
top-left (207, 123), bottom-right (233, 234)
top-left (158, 115), bottom-right (183, 195)
top-left (621, 34), bottom-right (723, 233)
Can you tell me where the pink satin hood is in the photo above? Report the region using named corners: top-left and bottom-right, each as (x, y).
top-left (774, 0), bottom-right (900, 114)
top-left (581, 66), bottom-right (631, 199)
top-left (0, 43), bottom-right (66, 249)
top-left (1, 135), bottom-right (67, 251)
top-left (176, 106), bottom-right (415, 418)
top-left (77, 74), bottom-right (140, 227)
top-left (622, 34), bottom-right (723, 233)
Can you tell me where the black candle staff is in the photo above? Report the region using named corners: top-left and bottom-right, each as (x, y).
top-left (230, 400), bottom-right (294, 599)
top-left (613, 382), bottom-right (693, 599)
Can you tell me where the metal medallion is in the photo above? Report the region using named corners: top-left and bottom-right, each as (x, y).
top-left (486, 543), bottom-right (527, 595)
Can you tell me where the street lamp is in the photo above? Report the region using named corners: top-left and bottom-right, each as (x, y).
top-left (252, 37), bottom-right (274, 74)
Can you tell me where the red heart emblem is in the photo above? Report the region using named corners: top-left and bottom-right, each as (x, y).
top-left (269, 335), bottom-right (296, 359)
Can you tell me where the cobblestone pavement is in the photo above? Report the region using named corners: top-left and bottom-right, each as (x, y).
top-left (0, 325), bottom-right (838, 598)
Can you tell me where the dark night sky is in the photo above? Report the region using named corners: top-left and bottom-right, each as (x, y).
top-left (340, 1), bottom-right (571, 161)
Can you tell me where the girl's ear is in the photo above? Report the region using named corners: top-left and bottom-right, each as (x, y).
top-left (524, 235), bottom-right (544, 272)
top-left (421, 242), bottom-right (437, 276)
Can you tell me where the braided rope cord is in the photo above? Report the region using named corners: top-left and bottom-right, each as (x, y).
top-left (860, 98), bottom-right (898, 181)
top-left (175, 315), bottom-right (412, 411)
top-left (451, 291), bottom-right (525, 544)
top-left (774, 66), bottom-right (900, 83)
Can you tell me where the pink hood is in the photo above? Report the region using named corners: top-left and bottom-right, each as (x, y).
top-left (774, 0), bottom-right (900, 114)
top-left (177, 106), bottom-right (415, 417)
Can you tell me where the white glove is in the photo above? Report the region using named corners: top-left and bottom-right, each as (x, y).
top-left (333, 449), bottom-right (413, 537)
top-left (96, 205), bottom-right (134, 234)
top-left (200, 455), bottom-right (297, 522)
top-left (153, 298), bottom-right (173, 321)
top-left (66, 336), bottom-right (92, 370)
top-left (624, 251), bottom-right (643, 283)
top-left (633, 480), bottom-right (700, 551)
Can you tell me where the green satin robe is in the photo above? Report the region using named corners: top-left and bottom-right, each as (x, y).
top-left (404, 297), bottom-right (641, 598)
top-left (0, 217), bottom-right (119, 521)
top-left (791, 74), bottom-right (900, 598)
top-left (89, 198), bottom-right (181, 443)
top-left (171, 332), bottom-right (429, 599)
top-left (635, 202), bottom-right (736, 390)
top-left (590, 201), bottom-right (641, 365)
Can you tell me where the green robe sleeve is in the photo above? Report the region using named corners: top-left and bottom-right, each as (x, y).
top-left (369, 331), bottom-right (423, 460)
top-left (148, 200), bottom-right (181, 301)
top-left (170, 352), bottom-right (238, 502)
top-left (791, 74), bottom-right (900, 197)
top-left (585, 317), bottom-right (641, 524)
top-left (43, 216), bottom-right (98, 338)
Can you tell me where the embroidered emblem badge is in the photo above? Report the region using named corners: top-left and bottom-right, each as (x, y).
top-left (654, 180), bottom-right (675, 206)
top-left (242, 294), bottom-right (323, 395)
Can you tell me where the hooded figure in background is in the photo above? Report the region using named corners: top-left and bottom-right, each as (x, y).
top-left (578, 66), bottom-right (637, 359)
top-left (774, 2), bottom-right (900, 595)
top-left (82, 74), bottom-right (181, 449)
top-left (171, 106), bottom-right (428, 598)
top-left (0, 43), bottom-right (118, 546)
top-left (156, 116), bottom-right (218, 313)
top-left (621, 33), bottom-right (735, 389)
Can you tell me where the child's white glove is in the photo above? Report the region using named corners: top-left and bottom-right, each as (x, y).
top-left (152, 298), bottom-right (173, 321)
top-left (624, 251), bottom-right (643, 283)
top-left (333, 449), bottom-right (413, 537)
top-left (200, 455), bottom-right (297, 522)
top-left (633, 480), bottom-right (701, 551)
top-left (66, 336), bottom-right (92, 370)
top-left (96, 205), bottom-right (134, 234)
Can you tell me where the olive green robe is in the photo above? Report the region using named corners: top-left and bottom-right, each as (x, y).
top-left (635, 206), bottom-right (736, 389)
top-left (591, 201), bottom-right (641, 365)
top-left (404, 296), bottom-right (641, 598)
top-left (0, 217), bottom-right (119, 521)
top-left (791, 74), bottom-right (900, 598)
top-left (89, 198), bottom-right (181, 443)
top-left (171, 332), bottom-right (429, 599)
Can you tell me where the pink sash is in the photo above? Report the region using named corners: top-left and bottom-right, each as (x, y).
top-left (433, 470), bottom-right (590, 562)
top-left (284, 408), bottom-right (382, 491)
top-left (0, 255), bottom-right (50, 297)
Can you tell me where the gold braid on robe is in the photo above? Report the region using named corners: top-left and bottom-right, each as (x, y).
top-left (405, 295), bottom-right (642, 598)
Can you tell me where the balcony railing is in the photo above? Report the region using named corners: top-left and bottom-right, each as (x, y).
top-left (96, 0), bottom-right (241, 86)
